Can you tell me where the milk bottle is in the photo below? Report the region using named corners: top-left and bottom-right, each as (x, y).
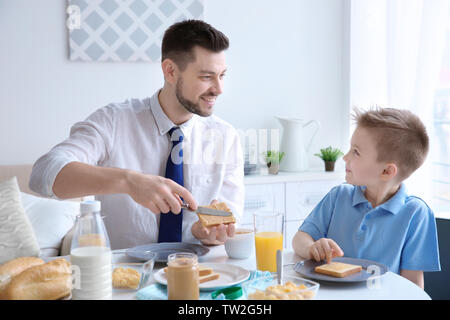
top-left (70, 200), bottom-right (112, 300)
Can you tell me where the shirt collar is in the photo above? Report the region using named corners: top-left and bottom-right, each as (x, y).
top-left (352, 183), bottom-right (407, 215)
top-left (149, 90), bottom-right (198, 141)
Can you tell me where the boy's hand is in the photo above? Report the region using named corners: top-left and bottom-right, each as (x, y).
top-left (309, 238), bottom-right (344, 264)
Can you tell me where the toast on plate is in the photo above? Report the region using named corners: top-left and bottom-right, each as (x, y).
top-left (314, 262), bottom-right (362, 278)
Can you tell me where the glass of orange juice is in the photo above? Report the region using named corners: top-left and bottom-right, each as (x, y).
top-left (253, 211), bottom-right (284, 272)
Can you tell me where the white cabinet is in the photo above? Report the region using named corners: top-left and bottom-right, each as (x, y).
top-left (241, 183), bottom-right (285, 226)
top-left (243, 170), bottom-right (345, 250)
top-left (284, 179), bottom-right (342, 250)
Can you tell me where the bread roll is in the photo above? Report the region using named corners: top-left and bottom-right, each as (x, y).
top-left (0, 257), bottom-right (45, 278)
top-left (0, 258), bottom-right (72, 300)
top-left (196, 202), bottom-right (236, 227)
top-left (0, 257), bottom-right (45, 292)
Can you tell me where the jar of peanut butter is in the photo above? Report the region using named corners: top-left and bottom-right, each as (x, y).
top-left (167, 253), bottom-right (199, 300)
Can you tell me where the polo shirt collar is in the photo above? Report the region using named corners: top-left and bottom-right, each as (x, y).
top-left (352, 186), bottom-right (369, 207)
top-left (149, 89), bottom-right (198, 141)
top-left (352, 184), bottom-right (407, 215)
top-left (378, 183), bottom-right (407, 215)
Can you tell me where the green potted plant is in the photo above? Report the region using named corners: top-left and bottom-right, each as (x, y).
top-left (314, 146), bottom-right (344, 172)
top-left (264, 150), bottom-right (285, 175)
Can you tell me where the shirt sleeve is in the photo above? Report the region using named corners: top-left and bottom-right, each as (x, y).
top-left (29, 105), bottom-right (116, 199)
top-left (400, 198), bottom-right (441, 272)
top-left (298, 185), bottom-right (340, 241)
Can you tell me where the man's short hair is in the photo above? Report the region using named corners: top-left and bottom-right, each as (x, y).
top-left (161, 19), bottom-right (229, 71)
top-left (353, 106), bottom-right (429, 180)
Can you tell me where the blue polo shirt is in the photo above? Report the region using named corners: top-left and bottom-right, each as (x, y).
top-left (298, 183), bottom-right (441, 274)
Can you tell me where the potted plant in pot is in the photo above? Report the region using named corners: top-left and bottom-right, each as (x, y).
top-left (264, 150), bottom-right (285, 175)
top-left (314, 146), bottom-right (344, 172)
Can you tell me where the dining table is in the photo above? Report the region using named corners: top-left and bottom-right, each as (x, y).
top-left (111, 244), bottom-right (431, 300)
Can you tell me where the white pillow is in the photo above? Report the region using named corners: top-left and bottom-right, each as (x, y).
top-left (0, 177), bottom-right (40, 264)
top-left (20, 192), bottom-right (79, 254)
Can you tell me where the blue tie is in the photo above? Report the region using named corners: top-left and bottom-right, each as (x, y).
top-left (158, 127), bottom-right (184, 243)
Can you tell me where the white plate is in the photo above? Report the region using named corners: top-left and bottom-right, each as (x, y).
top-left (154, 263), bottom-right (250, 291)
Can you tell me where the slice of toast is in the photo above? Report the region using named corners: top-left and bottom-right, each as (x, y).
top-left (164, 265), bottom-right (213, 277)
top-left (314, 262), bottom-right (362, 278)
top-left (196, 202), bottom-right (236, 227)
top-left (199, 272), bottom-right (220, 283)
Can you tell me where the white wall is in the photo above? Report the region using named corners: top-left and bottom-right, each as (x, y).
top-left (0, 0), bottom-right (348, 169)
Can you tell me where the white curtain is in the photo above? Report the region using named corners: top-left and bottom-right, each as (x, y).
top-left (349, 0), bottom-right (450, 204)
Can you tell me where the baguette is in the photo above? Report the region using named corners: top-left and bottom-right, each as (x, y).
top-left (314, 262), bottom-right (362, 278)
top-left (0, 258), bottom-right (72, 300)
top-left (197, 202), bottom-right (236, 227)
top-left (0, 257), bottom-right (45, 292)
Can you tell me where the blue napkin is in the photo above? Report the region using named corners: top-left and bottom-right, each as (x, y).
top-left (136, 270), bottom-right (272, 300)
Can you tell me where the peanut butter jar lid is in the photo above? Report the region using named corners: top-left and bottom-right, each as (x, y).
top-left (211, 286), bottom-right (243, 300)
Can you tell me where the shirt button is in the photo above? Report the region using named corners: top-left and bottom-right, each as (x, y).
top-left (206, 178), bottom-right (212, 184)
top-left (361, 225), bottom-right (367, 231)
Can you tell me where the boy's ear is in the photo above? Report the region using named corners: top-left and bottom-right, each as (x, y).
top-left (161, 58), bottom-right (179, 85)
top-left (381, 163), bottom-right (398, 181)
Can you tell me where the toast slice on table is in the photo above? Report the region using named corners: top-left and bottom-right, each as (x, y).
top-left (314, 262), bottom-right (362, 278)
top-left (199, 272), bottom-right (220, 283)
top-left (164, 265), bottom-right (213, 277)
top-left (164, 265), bottom-right (219, 283)
top-left (196, 202), bottom-right (235, 227)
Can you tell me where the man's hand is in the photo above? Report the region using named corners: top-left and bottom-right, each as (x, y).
top-left (309, 238), bottom-right (344, 264)
top-left (126, 170), bottom-right (197, 214)
top-left (191, 200), bottom-right (235, 245)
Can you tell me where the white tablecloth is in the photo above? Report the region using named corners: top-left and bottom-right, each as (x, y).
top-left (112, 245), bottom-right (430, 300)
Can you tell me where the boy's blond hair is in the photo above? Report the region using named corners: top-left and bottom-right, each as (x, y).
top-left (352, 106), bottom-right (429, 180)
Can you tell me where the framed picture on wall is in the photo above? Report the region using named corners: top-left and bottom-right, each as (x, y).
top-left (66, 0), bottom-right (204, 62)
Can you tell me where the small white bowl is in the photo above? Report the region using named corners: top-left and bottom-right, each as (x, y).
top-left (225, 228), bottom-right (254, 259)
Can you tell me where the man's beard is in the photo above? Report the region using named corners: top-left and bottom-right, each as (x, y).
top-left (175, 78), bottom-right (214, 117)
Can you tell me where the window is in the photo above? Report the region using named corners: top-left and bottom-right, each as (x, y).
top-left (431, 18), bottom-right (450, 216)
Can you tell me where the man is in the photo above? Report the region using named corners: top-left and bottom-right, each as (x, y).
top-left (29, 20), bottom-right (244, 250)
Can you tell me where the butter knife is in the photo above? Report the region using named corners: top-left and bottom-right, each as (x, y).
top-left (276, 249), bottom-right (283, 285)
top-left (180, 203), bottom-right (232, 216)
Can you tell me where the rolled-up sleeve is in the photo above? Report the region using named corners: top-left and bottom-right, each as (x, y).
top-left (29, 105), bottom-right (116, 198)
top-left (298, 186), bottom-right (340, 241)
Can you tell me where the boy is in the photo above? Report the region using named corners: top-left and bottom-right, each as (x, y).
top-left (292, 107), bottom-right (441, 289)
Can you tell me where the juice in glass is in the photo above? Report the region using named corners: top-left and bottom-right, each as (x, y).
top-left (255, 231), bottom-right (283, 272)
top-left (253, 212), bottom-right (284, 272)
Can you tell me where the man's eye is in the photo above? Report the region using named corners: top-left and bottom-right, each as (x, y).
top-left (353, 149), bottom-right (359, 155)
top-left (220, 74), bottom-right (226, 79)
top-left (201, 76), bottom-right (211, 80)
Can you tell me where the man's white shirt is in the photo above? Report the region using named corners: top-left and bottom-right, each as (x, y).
top-left (30, 90), bottom-right (245, 249)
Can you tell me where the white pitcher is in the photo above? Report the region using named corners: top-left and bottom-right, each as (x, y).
top-left (275, 117), bottom-right (320, 172)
